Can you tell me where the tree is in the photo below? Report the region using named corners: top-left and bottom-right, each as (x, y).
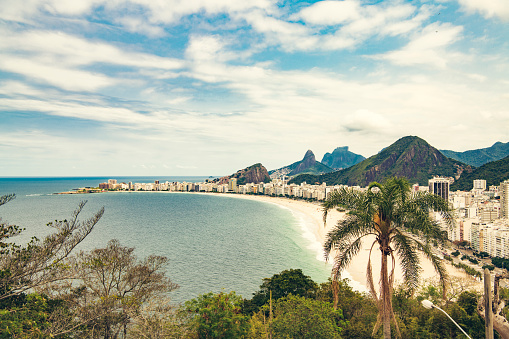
top-left (271, 295), bottom-right (345, 339)
top-left (184, 291), bottom-right (249, 338)
top-left (0, 194), bottom-right (104, 300)
top-left (243, 269), bottom-right (318, 315)
top-left (322, 177), bottom-right (454, 338)
top-left (53, 239), bottom-right (178, 338)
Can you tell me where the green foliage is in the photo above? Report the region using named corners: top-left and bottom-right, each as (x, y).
top-left (451, 262), bottom-right (482, 278)
top-left (291, 136), bottom-right (470, 186)
top-left (483, 264), bottom-right (495, 271)
top-left (492, 257), bottom-right (509, 270)
top-left (323, 176), bottom-right (454, 338)
top-left (317, 279), bottom-right (377, 338)
top-left (451, 154), bottom-right (509, 190)
top-left (451, 250), bottom-right (460, 257)
top-left (243, 269), bottom-right (318, 315)
top-left (441, 141), bottom-right (509, 167)
top-left (185, 291), bottom-right (249, 339)
top-left (271, 295), bottom-right (345, 339)
top-left (0, 293), bottom-right (65, 338)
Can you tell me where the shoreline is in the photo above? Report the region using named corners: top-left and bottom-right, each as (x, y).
top-left (58, 189), bottom-right (482, 292)
top-left (202, 192), bottom-right (481, 293)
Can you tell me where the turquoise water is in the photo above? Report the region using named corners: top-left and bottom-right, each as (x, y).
top-left (0, 177), bottom-right (331, 303)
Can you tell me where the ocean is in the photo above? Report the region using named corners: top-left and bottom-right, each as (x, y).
top-left (0, 177), bottom-right (332, 303)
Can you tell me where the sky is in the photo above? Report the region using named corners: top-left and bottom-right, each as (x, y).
top-left (1, 0), bottom-right (508, 177)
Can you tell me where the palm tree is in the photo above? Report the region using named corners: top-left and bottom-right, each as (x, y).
top-left (322, 177), bottom-right (453, 339)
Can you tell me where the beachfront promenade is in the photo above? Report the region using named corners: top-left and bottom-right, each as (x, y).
top-left (66, 177), bottom-right (361, 201)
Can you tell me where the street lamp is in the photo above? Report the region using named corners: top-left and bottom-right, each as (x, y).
top-left (421, 300), bottom-right (472, 339)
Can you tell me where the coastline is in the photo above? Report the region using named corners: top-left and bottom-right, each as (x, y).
top-left (209, 193), bottom-right (481, 293)
top-left (56, 188), bottom-right (482, 292)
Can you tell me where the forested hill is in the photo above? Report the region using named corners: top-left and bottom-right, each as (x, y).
top-left (290, 136), bottom-right (473, 187)
top-left (440, 141), bottom-right (509, 167)
top-left (451, 155), bottom-right (509, 191)
top-left (215, 163), bottom-right (271, 185)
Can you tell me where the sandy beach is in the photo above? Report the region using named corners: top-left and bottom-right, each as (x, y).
top-left (225, 193), bottom-right (481, 292)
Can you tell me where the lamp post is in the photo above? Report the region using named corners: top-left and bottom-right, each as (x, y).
top-left (421, 300), bottom-right (472, 339)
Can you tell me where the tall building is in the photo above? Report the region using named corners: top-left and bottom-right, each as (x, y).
top-left (228, 178), bottom-right (238, 192)
top-left (501, 180), bottom-right (509, 219)
top-left (473, 179), bottom-right (487, 191)
top-left (428, 177), bottom-right (450, 201)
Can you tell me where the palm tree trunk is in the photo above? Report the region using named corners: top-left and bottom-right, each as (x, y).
top-left (381, 251), bottom-right (391, 339)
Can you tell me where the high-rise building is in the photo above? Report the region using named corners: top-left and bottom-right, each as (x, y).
top-left (428, 177), bottom-right (450, 201)
top-left (473, 179), bottom-right (487, 191)
top-left (228, 178), bottom-right (238, 192)
top-left (501, 180), bottom-right (509, 219)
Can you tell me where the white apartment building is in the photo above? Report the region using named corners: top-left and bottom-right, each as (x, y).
top-left (501, 180), bottom-right (509, 219)
top-left (471, 220), bottom-right (509, 258)
top-left (473, 179), bottom-right (487, 191)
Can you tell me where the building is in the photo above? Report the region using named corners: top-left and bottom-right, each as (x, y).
top-left (228, 178), bottom-right (238, 192)
top-left (428, 177), bottom-right (450, 201)
top-left (501, 180), bottom-right (509, 219)
top-left (473, 179), bottom-right (487, 191)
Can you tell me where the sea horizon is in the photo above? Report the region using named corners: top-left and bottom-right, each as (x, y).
top-left (0, 176), bottom-right (333, 303)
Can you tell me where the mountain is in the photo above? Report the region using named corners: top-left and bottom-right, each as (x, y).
top-left (216, 163), bottom-right (271, 185)
top-left (321, 146), bottom-right (365, 169)
top-left (440, 141), bottom-right (509, 167)
top-left (289, 136), bottom-right (473, 186)
top-left (269, 150), bottom-right (334, 178)
top-left (450, 155), bottom-right (509, 191)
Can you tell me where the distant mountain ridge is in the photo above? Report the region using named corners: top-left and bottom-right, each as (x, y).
top-left (440, 141), bottom-right (509, 167)
top-left (451, 155), bottom-right (509, 191)
top-left (321, 146), bottom-right (365, 169)
top-left (269, 150), bottom-right (334, 178)
top-left (289, 136), bottom-right (473, 186)
top-left (216, 163), bottom-right (270, 185)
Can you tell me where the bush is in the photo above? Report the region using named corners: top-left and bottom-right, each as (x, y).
top-left (185, 291), bottom-right (249, 338)
top-left (271, 295), bottom-right (345, 339)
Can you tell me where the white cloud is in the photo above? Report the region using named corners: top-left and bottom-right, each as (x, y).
top-left (0, 29), bottom-right (183, 70)
top-left (115, 16), bottom-right (165, 37)
top-left (342, 110), bottom-right (394, 134)
top-left (372, 22), bottom-right (464, 68)
top-left (288, 1), bottom-right (434, 51)
top-left (457, 0), bottom-right (509, 21)
top-left (0, 57), bottom-right (115, 91)
top-left (296, 0), bottom-right (361, 25)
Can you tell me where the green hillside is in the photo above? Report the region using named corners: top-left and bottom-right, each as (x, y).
top-left (440, 141), bottom-right (509, 167)
top-left (290, 136), bottom-right (472, 186)
top-left (451, 155), bottom-right (509, 191)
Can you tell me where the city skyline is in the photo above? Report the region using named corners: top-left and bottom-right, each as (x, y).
top-left (1, 0), bottom-right (508, 177)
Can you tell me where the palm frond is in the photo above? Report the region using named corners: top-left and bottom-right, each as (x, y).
top-left (391, 231), bottom-right (421, 292)
top-left (414, 238), bottom-right (449, 294)
top-left (323, 215), bottom-right (374, 259)
top-left (330, 237), bottom-right (363, 278)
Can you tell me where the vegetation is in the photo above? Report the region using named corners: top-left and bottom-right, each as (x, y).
top-left (451, 154), bottom-right (509, 191)
top-left (2, 192), bottom-right (508, 338)
top-left (184, 291), bottom-right (249, 338)
top-left (243, 268), bottom-right (318, 315)
top-left (322, 177), bottom-right (454, 338)
top-left (440, 141), bottom-right (509, 167)
top-left (492, 257), bottom-right (509, 270)
top-left (290, 136), bottom-right (472, 187)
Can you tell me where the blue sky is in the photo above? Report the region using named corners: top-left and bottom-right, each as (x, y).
top-left (1, 0), bottom-right (508, 177)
